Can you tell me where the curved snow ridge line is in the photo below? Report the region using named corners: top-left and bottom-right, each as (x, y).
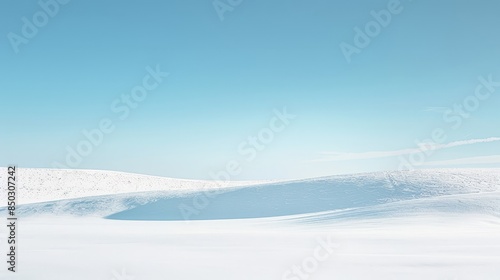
top-left (277, 191), bottom-right (500, 225)
top-left (3, 168), bottom-right (498, 220)
top-left (105, 169), bottom-right (500, 221)
top-left (0, 167), bottom-right (274, 206)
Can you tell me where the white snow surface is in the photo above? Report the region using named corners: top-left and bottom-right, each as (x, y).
top-left (3, 168), bottom-right (499, 219)
top-left (0, 168), bottom-right (499, 279)
top-left (0, 167), bottom-right (268, 206)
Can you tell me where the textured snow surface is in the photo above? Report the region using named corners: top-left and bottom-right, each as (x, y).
top-left (4, 168), bottom-right (499, 220)
top-left (0, 167), bottom-right (268, 206)
top-left (0, 168), bottom-right (499, 279)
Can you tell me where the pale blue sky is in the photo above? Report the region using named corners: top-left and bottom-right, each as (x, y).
top-left (1, 0), bottom-right (500, 180)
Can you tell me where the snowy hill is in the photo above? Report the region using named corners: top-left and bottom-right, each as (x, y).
top-left (0, 167), bottom-right (267, 205)
top-left (1, 168), bottom-right (500, 280)
top-left (4, 168), bottom-right (499, 220)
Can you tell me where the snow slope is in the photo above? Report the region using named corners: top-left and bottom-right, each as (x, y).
top-left (0, 168), bottom-right (499, 280)
top-left (3, 168), bottom-right (500, 221)
top-left (0, 167), bottom-right (267, 206)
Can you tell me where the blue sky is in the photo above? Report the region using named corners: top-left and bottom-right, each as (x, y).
top-left (1, 0), bottom-right (500, 180)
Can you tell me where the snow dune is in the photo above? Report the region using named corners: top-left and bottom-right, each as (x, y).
top-left (0, 168), bottom-right (499, 280)
top-left (0, 167), bottom-right (267, 206)
top-left (3, 168), bottom-right (499, 221)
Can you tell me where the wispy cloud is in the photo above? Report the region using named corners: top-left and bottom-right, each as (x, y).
top-left (313, 137), bottom-right (500, 162)
top-left (424, 106), bottom-right (449, 113)
top-left (423, 155), bottom-right (500, 166)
